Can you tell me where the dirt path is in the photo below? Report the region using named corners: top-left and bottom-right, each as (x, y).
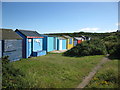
top-left (50, 50), bottom-right (67, 53)
top-left (75, 57), bottom-right (110, 89)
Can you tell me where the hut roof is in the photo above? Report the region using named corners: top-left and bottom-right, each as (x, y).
top-left (62, 35), bottom-right (72, 39)
top-left (58, 37), bottom-right (66, 40)
top-left (15, 29), bottom-right (42, 37)
top-left (0, 28), bottom-right (22, 40)
top-left (74, 37), bottom-right (84, 40)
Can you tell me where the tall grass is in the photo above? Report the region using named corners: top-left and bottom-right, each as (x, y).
top-left (11, 54), bottom-right (104, 88)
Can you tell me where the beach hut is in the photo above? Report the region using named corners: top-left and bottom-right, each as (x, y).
top-left (74, 37), bottom-right (85, 46)
top-left (0, 29), bottom-right (23, 61)
top-left (42, 35), bottom-right (58, 52)
top-left (15, 29), bottom-right (46, 58)
top-left (62, 35), bottom-right (74, 49)
top-left (57, 37), bottom-right (67, 50)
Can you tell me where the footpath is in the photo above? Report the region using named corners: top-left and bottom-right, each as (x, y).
top-left (76, 57), bottom-right (110, 89)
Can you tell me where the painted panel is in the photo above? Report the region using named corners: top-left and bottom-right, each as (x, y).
top-left (0, 40), bottom-right (2, 58)
top-left (4, 40), bottom-right (19, 52)
top-left (67, 38), bottom-right (74, 49)
top-left (57, 39), bottom-right (59, 50)
top-left (33, 38), bottom-right (42, 51)
top-left (43, 36), bottom-right (47, 51)
top-left (43, 36), bottom-right (57, 52)
top-left (47, 37), bottom-right (54, 52)
top-left (3, 40), bottom-right (22, 61)
top-left (69, 38), bottom-right (72, 44)
top-left (74, 40), bottom-right (77, 46)
top-left (54, 37), bottom-right (56, 50)
top-left (59, 40), bottom-right (62, 50)
top-left (62, 40), bottom-right (67, 50)
top-left (15, 31), bottom-right (26, 58)
top-left (78, 40), bottom-right (82, 44)
top-left (32, 50), bottom-right (46, 57)
top-left (28, 38), bottom-right (32, 58)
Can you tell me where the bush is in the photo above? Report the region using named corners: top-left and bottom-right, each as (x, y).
top-left (103, 34), bottom-right (120, 59)
top-left (2, 56), bottom-right (26, 88)
top-left (63, 39), bottom-right (107, 57)
top-left (109, 43), bottom-right (120, 59)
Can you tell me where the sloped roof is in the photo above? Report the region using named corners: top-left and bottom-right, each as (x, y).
top-left (58, 37), bottom-right (66, 40)
top-left (45, 35), bottom-right (58, 37)
top-left (62, 35), bottom-right (73, 39)
top-left (15, 29), bottom-right (41, 37)
top-left (0, 28), bottom-right (22, 40)
top-left (44, 34), bottom-right (63, 37)
top-left (74, 37), bottom-right (84, 40)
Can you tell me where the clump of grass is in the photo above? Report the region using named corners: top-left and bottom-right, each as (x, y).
top-left (86, 60), bottom-right (118, 88)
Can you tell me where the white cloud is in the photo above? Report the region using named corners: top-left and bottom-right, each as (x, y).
top-left (76, 27), bottom-right (117, 33)
top-left (78, 27), bottom-right (100, 32)
top-left (42, 30), bottom-right (73, 34)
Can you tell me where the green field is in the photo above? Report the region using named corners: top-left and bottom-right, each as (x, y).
top-left (11, 53), bottom-right (104, 88)
top-left (86, 59), bottom-right (118, 88)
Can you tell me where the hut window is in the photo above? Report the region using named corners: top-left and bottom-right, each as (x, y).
top-left (69, 39), bottom-right (72, 44)
top-left (35, 39), bottom-right (41, 45)
top-left (28, 39), bottom-right (32, 43)
top-left (35, 39), bottom-right (40, 43)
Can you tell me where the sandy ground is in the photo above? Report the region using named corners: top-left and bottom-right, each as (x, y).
top-left (49, 50), bottom-right (68, 53)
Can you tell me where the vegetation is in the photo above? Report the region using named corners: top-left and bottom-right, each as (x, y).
top-left (103, 32), bottom-right (120, 59)
top-left (62, 31), bottom-right (120, 59)
top-left (46, 31), bottom-right (114, 39)
top-left (86, 59), bottom-right (118, 88)
top-left (10, 54), bottom-right (104, 88)
top-left (2, 56), bottom-right (26, 88)
top-left (63, 39), bottom-right (107, 57)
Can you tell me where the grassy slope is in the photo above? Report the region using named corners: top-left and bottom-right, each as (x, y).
top-left (86, 59), bottom-right (118, 88)
top-left (12, 54), bottom-right (104, 88)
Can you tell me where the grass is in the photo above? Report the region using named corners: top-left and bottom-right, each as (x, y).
top-left (11, 53), bottom-right (104, 88)
top-left (86, 59), bottom-right (118, 88)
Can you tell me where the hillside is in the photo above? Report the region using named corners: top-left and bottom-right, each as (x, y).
top-left (45, 31), bottom-right (119, 39)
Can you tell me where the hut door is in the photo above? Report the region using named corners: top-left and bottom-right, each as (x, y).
top-left (54, 37), bottom-right (56, 50)
top-left (28, 39), bottom-right (32, 57)
top-left (59, 40), bottom-right (62, 50)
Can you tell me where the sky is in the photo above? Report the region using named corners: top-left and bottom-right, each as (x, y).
top-left (2, 2), bottom-right (118, 34)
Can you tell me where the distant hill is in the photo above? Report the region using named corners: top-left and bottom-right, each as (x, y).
top-left (45, 31), bottom-right (119, 39)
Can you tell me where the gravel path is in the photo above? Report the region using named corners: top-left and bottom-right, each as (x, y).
top-left (75, 57), bottom-right (110, 89)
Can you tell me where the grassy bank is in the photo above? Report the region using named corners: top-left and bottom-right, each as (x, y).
top-left (11, 54), bottom-right (104, 88)
top-left (86, 59), bottom-right (118, 88)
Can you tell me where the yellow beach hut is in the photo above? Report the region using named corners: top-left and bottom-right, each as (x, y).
top-left (62, 35), bottom-right (74, 49)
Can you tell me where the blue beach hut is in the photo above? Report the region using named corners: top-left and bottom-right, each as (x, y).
top-left (42, 35), bottom-right (58, 52)
top-left (15, 29), bottom-right (46, 58)
top-left (57, 37), bottom-right (67, 50)
top-left (0, 29), bottom-right (23, 61)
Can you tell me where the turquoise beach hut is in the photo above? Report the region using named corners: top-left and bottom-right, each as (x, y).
top-left (42, 35), bottom-right (58, 52)
top-left (57, 37), bottom-right (67, 50)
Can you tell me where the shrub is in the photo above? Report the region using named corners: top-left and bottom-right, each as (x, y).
top-left (63, 39), bottom-right (107, 57)
top-left (109, 43), bottom-right (120, 59)
top-left (103, 34), bottom-right (120, 59)
top-left (2, 56), bottom-right (26, 88)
